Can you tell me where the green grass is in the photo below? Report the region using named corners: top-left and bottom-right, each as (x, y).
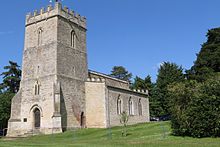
top-left (0, 121), bottom-right (220, 147)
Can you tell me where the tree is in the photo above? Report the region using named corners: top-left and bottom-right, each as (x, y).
top-left (109, 66), bottom-right (132, 82)
top-left (0, 61), bottom-right (21, 131)
top-left (155, 62), bottom-right (185, 116)
top-left (132, 76), bottom-right (145, 90)
top-left (0, 93), bottom-right (14, 130)
top-left (168, 76), bottom-right (220, 137)
top-left (120, 111), bottom-right (129, 137)
top-left (132, 75), bottom-right (153, 92)
top-left (144, 75), bottom-right (154, 93)
top-left (0, 61), bottom-right (21, 93)
top-left (187, 28), bottom-right (220, 82)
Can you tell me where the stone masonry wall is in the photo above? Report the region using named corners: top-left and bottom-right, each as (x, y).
top-left (107, 87), bottom-right (150, 127)
top-left (85, 81), bottom-right (107, 128)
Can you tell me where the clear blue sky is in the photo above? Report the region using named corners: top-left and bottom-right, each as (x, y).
top-left (0, 0), bottom-right (220, 82)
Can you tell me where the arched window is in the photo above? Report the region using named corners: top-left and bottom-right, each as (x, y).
top-left (38, 28), bottom-right (43, 46)
top-left (117, 97), bottom-right (122, 115)
top-left (128, 97), bottom-right (134, 115)
top-left (33, 108), bottom-right (41, 129)
top-left (138, 99), bottom-right (142, 116)
top-left (34, 81), bottom-right (40, 95)
top-left (71, 30), bottom-right (76, 48)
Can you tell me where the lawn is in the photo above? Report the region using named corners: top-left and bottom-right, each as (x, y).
top-left (0, 121), bottom-right (220, 147)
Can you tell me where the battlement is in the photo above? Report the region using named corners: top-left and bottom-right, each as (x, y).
top-left (87, 77), bottom-right (148, 95)
top-left (87, 78), bottom-right (106, 83)
top-left (25, 2), bottom-right (86, 29)
top-left (133, 89), bottom-right (149, 95)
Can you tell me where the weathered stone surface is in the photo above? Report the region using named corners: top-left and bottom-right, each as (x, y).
top-left (8, 2), bottom-right (149, 137)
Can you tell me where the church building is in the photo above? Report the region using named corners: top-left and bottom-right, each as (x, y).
top-left (7, 2), bottom-right (150, 137)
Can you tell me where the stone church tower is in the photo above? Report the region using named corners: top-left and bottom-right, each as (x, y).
top-left (7, 2), bottom-right (88, 136)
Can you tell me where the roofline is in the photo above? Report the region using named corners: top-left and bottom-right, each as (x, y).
top-left (88, 70), bottom-right (129, 84)
top-left (107, 85), bottom-right (149, 97)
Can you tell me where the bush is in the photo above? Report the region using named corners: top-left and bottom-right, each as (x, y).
top-left (168, 77), bottom-right (220, 137)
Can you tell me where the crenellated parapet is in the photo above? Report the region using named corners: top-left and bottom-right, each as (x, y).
top-left (87, 78), bottom-right (106, 83)
top-left (26, 2), bottom-right (86, 29)
top-left (133, 89), bottom-right (149, 95)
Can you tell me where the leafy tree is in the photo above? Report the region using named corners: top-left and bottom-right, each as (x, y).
top-left (132, 76), bottom-right (145, 90)
top-left (0, 61), bottom-right (21, 130)
top-left (168, 76), bottom-right (220, 137)
top-left (187, 28), bottom-right (220, 82)
top-left (132, 75), bottom-right (153, 93)
top-left (0, 61), bottom-right (21, 93)
top-left (120, 111), bottom-right (129, 137)
top-left (155, 62), bottom-right (185, 116)
top-left (0, 92), bottom-right (14, 129)
top-left (144, 75), bottom-right (154, 93)
top-left (109, 66), bottom-right (132, 82)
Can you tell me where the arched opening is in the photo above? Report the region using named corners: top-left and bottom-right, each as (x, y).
top-left (33, 108), bottom-right (41, 129)
top-left (117, 97), bottom-right (122, 115)
top-left (138, 99), bottom-right (142, 116)
top-left (80, 112), bottom-right (85, 128)
top-left (38, 28), bottom-right (43, 46)
top-left (71, 30), bottom-right (76, 48)
top-left (34, 81), bottom-right (40, 95)
top-left (128, 97), bottom-right (134, 115)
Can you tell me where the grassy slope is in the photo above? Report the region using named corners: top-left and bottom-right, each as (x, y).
top-left (0, 121), bottom-right (220, 147)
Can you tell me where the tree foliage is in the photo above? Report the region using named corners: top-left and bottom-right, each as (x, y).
top-left (120, 111), bottom-right (129, 137)
top-left (109, 66), bottom-right (132, 82)
top-left (0, 93), bottom-right (14, 129)
top-left (154, 62), bottom-right (185, 116)
top-left (169, 27), bottom-right (220, 137)
top-left (0, 61), bottom-right (21, 93)
top-left (132, 75), bottom-right (153, 93)
top-left (169, 76), bottom-right (220, 137)
top-left (0, 61), bottom-right (21, 130)
top-left (187, 28), bottom-right (220, 82)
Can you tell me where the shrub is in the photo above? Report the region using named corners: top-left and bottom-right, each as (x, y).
top-left (168, 77), bottom-right (220, 137)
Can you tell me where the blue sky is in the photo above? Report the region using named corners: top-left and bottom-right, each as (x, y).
top-left (0, 0), bottom-right (220, 82)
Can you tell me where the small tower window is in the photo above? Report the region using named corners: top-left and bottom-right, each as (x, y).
top-left (34, 81), bottom-right (40, 95)
top-left (138, 99), bottom-right (142, 116)
top-left (71, 30), bottom-right (76, 48)
top-left (117, 96), bottom-right (122, 115)
top-left (128, 97), bottom-right (134, 115)
top-left (38, 28), bottom-right (43, 46)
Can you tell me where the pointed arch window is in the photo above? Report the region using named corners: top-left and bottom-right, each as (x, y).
top-left (38, 28), bottom-right (43, 46)
top-left (138, 99), bottom-right (142, 116)
top-left (128, 97), bottom-right (134, 115)
top-left (71, 30), bottom-right (76, 48)
top-left (117, 96), bottom-right (122, 115)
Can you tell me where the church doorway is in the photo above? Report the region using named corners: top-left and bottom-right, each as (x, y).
top-left (33, 108), bottom-right (41, 129)
top-left (80, 112), bottom-right (85, 128)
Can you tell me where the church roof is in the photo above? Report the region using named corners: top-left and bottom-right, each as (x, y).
top-left (88, 70), bottom-right (129, 84)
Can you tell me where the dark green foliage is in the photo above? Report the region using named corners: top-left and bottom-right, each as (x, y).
top-left (154, 62), bottom-right (185, 116)
top-left (144, 75), bottom-right (154, 93)
top-left (0, 61), bottom-right (21, 130)
top-left (132, 75), bottom-right (153, 94)
top-left (0, 61), bottom-right (21, 93)
top-left (168, 27), bottom-right (220, 138)
top-left (132, 76), bottom-right (145, 90)
top-left (0, 92), bottom-right (14, 129)
top-left (187, 28), bottom-right (220, 82)
top-left (169, 76), bottom-right (220, 137)
top-left (109, 66), bottom-right (132, 82)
